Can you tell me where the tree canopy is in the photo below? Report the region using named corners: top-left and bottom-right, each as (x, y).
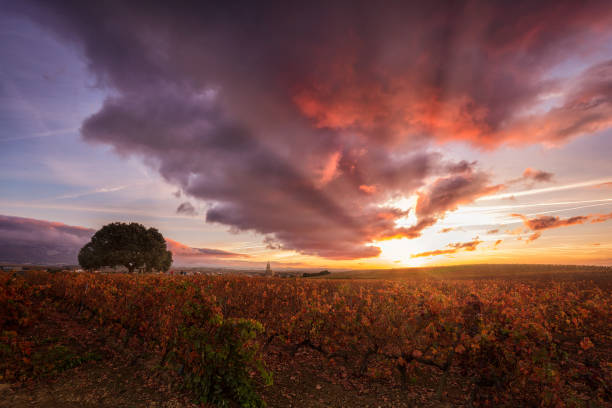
top-left (78, 222), bottom-right (172, 273)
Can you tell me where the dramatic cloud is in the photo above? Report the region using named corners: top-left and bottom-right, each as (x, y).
top-left (288, 4), bottom-right (612, 148)
top-left (176, 202), bottom-right (197, 216)
top-left (411, 238), bottom-right (482, 258)
top-left (11, 1), bottom-right (612, 259)
top-left (496, 60), bottom-right (612, 147)
top-left (0, 215), bottom-right (246, 265)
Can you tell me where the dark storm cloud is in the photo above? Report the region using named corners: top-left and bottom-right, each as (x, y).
top-left (11, 0), bottom-right (612, 258)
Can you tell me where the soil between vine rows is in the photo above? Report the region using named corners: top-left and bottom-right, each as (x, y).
top-left (0, 302), bottom-right (471, 408)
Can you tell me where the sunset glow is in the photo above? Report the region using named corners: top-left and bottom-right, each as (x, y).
top-left (1, 1), bottom-right (611, 269)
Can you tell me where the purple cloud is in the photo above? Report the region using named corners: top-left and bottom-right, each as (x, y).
top-left (10, 1), bottom-right (612, 259)
top-left (0, 214), bottom-right (248, 265)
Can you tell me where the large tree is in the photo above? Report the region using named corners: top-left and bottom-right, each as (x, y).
top-left (78, 222), bottom-right (172, 273)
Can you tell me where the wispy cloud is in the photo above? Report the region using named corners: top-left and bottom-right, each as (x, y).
top-left (506, 168), bottom-right (554, 186)
top-left (0, 127), bottom-right (79, 142)
top-left (0, 200), bottom-right (193, 219)
top-left (51, 185), bottom-right (129, 200)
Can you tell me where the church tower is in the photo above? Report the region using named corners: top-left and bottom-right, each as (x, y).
top-left (265, 261), bottom-right (273, 277)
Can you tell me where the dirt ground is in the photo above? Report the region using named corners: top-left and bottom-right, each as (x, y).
top-left (0, 357), bottom-right (459, 408)
top-left (0, 306), bottom-right (466, 408)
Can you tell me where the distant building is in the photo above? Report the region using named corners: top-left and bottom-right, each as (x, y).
top-left (265, 262), bottom-right (274, 277)
top-left (1, 265), bottom-right (23, 272)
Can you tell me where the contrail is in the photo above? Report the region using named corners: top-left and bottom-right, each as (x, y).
top-left (0, 200), bottom-right (193, 219)
top-left (521, 202), bottom-right (612, 217)
top-left (51, 185), bottom-right (129, 200)
top-left (478, 178), bottom-right (612, 201)
top-left (464, 198), bottom-right (612, 212)
top-left (0, 127), bottom-right (79, 142)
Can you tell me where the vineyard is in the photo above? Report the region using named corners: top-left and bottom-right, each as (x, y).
top-left (1, 270), bottom-right (611, 407)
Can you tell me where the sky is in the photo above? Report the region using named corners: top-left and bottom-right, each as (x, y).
top-left (0, 0), bottom-right (611, 269)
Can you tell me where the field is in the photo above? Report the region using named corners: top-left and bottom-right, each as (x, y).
top-left (329, 264), bottom-right (612, 283)
top-left (1, 266), bottom-right (611, 407)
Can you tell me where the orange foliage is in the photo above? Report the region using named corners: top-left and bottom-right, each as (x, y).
top-left (1, 271), bottom-right (610, 406)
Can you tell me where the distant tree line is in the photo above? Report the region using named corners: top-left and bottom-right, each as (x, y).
top-left (302, 270), bottom-right (330, 278)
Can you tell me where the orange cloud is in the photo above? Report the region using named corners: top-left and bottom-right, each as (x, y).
top-left (411, 238), bottom-right (482, 258)
top-left (511, 212), bottom-right (612, 231)
top-left (359, 184), bottom-right (377, 194)
top-left (512, 213), bottom-right (590, 231)
top-left (316, 151), bottom-right (342, 187)
top-left (525, 232), bottom-right (542, 243)
top-left (293, 58), bottom-right (612, 149)
top-left (165, 238), bottom-right (250, 261)
top-left (591, 212), bottom-right (612, 223)
top-left (510, 211), bottom-right (612, 242)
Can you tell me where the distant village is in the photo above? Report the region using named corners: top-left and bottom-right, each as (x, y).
top-left (0, 263), bottom-right (331, 278)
